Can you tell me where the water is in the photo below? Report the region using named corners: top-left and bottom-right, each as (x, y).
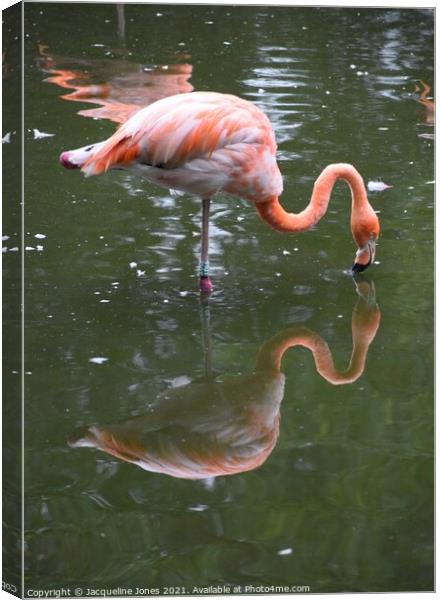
top-left (3, 3), bottom-right (433, 593)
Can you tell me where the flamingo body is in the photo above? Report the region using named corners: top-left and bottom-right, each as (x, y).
top-left (60, 91), bottom-right (380, 286)
top-left (61, 92), bottom-right (283, 202)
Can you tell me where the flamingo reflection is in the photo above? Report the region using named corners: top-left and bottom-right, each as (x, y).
top-left (37, 44), bottom-right (193, 125)
top-left (69, 281), bottom-right (380, 479)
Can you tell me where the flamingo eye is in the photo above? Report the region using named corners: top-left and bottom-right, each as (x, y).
top-left (85, 145), bottom-right (94, 152)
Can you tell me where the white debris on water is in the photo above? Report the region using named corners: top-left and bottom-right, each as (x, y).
top-left (129, 261), bottom-right (137, 269)
top-left (188, 504), bottom-right (209, 512)
top-left (89, 357), bottom-right (108, 364)
top-left (278, 548), bottom-right (293, 556)
top-left (2, 132), bottom-right (11, 144)
top-left (168, 375), bottom-right (192, 388)
top-left (33, 129), bottom-right (55, 139)
top-left (367, 181), bottom-right (392, 192)
top-left (34, 233), bottom-right (46, 239)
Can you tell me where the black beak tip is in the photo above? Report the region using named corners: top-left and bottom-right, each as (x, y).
top-left (351, 262), bottom-right (370, 275)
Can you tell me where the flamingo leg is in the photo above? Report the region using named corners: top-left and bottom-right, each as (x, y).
top-left (199, 298), bottom-right (213, 378)
top-left (199, 198), bottom-right (213, 293)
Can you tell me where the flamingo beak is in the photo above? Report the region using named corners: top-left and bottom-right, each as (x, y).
top-left (59, 151), bottom-right (80, 169)
top-left (351, 238), bottom-right (376, 274)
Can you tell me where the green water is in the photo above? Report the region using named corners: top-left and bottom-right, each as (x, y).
top-left (4, 3), bottom-right (434, 594)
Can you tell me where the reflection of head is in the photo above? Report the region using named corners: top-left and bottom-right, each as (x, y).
top-left (69, 373), bottom-right (285, 479)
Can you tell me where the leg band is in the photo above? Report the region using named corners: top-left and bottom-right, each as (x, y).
top-left (199, 261), bottom-right (210, 278)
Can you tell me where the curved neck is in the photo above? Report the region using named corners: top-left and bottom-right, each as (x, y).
top-left (255, 163), bottom-right (369, 233)
top-left (255, 300), bottom-right (380, 385)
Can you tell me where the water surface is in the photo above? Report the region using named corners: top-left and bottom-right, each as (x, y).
top-left (5, 3), bottom-right (435, 593)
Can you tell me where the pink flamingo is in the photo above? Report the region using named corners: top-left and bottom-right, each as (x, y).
top-left (59, 91), bottom-right (380, 292)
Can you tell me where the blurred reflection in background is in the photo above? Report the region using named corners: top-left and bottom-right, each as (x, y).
top-left (414, 79), bottom-right (434, 140)
top-left (37, 43), bottom-right (193, 125)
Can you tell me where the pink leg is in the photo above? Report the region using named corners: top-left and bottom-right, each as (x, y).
top-left (200, 198), bottom-right (213, 294)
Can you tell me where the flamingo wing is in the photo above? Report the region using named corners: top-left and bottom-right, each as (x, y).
top-left (82, 92), bottom-right (283, 202)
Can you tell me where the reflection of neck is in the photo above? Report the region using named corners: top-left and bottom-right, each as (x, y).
top-left (255, 300), bottom-right (380, 385)
top-left (200, 299), bottom-right (213, 378)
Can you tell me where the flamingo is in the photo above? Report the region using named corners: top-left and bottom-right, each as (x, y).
top-left (59, 91), bottom-right (380, 292)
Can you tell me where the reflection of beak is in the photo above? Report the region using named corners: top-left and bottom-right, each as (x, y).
top-left (67, 425), bottom-right (97, 447)
top-left (351, 238), bottom-right (376, 274)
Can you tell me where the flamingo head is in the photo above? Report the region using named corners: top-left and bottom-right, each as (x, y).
top-left (351, 210), bottom-right (380, 274)
top-left (351, 236), bottom-right (377, 274)
top-left (59, 141), bottom-right (104, 170)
